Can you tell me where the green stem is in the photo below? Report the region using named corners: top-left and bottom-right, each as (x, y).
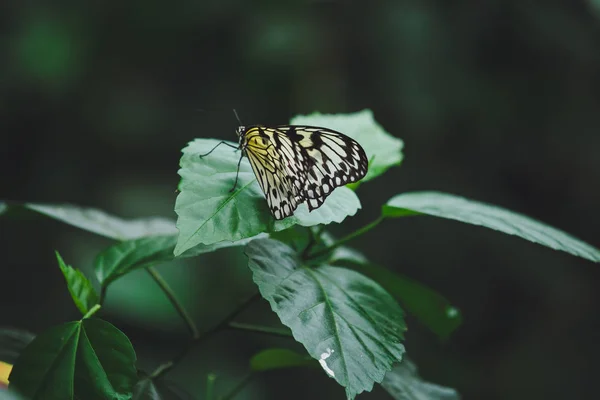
top-left (228, 322), bottom-right (293, 338)
top-left (206, 373), bottom-right (217, 400)
top-left (219, 372), bottom-right (253, 400)
top-left (98, 286), bottom-right (107, 306)
top-left (308, 215), bottom-right (384, 260)
top-left (82, 304), bottom-right (101, 320)
top-left (150, 292), bottom-right (261, 379)
top-left (146, 266), bottom-right (199, 339)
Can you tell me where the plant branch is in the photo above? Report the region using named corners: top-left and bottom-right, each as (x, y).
top-left (146, 266), bottom-right (199, 339)
top-left (227, 322), bottom-right (293, 338)
top-left (150, 291), bottom-right (262, 379)
top-left (308, 215), bottom-right (384, 260)
top-left (98, 286), bottom-right (107, 306)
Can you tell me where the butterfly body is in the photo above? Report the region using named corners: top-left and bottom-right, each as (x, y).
top-left (228, 124), bottom-right (369, 220)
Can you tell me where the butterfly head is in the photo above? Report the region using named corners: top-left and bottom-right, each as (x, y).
top-left (235, 125), bottom-right (247, 145)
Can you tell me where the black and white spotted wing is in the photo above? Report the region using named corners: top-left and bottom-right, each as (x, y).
top-left (237, 124), bottom-right (368, 219)
top-left (242, 126), bottom-right (309, 219)
top-left (272, 126), bottom-right (369, 210)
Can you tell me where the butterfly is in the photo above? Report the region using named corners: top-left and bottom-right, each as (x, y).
top-left (200, 122), bottom-right (369, 220)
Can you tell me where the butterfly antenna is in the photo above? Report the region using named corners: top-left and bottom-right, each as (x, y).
top-left (233, 109), bottom-right (243, 126)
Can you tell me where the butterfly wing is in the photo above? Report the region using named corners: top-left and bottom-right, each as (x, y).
top-left (242, 127), bottom-right (309, 219)
top-left (274, 126), bottom-right (369, 210)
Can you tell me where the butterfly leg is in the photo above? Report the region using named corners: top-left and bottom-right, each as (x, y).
top-left (198, 141), bottom-right (239, 158)
top-left (229, 153), bottom-right (245, 192)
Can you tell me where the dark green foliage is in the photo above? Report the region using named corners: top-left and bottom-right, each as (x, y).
top-left (1, 111), bottom-right (597, 399)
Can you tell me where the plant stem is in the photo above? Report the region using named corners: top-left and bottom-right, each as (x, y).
top-left (98, 286), bottom-right (107, 305)
top-left (82, 304), bottom-right (101, 320)
top-left (228, 322), bottom-right (293, 338)
top-left (206, 373), bottom-right (217, 400)
top-left (146, 266), bottom-right (199, 339)
top-left (219, 372), bottom-right (254, 400)
top-left (308, 215), bottom-right (384, 260)
top-left (150, 292), bottom-right (262, 379)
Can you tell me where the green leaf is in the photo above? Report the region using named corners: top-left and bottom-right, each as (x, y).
top-left (173, 139), bottom-right (361, 255)
top-left (0, 329), bottom-right (35, 364)
top-left (245, 239), bottom-right (406, 400)
top-left (250, 348), bottom-right (316, 372)
top-left (133, 372), bottom-right (193, 400)
top-left (95, 235), bottom-right (178, 288)
top-left (381, 358), bottom-right (461, 400)
top-left (9, 319), bottom-right (137, 400)
top-left (333, 259), bottom-right (461, 339)
top-left (56, 252), bottom-right (99, 315)
top-left (290, 109), bottom-right (404, 183)
top-left (0, 202), bottom-right (177, 240)
top-left (94, 234), bottom-right (264, 288)
top-left (383, 191), bottom-right (600, 263)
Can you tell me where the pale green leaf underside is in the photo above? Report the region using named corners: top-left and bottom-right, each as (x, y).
top-left (381, 358), bottom-right (461, 400)
top-left (0, 202), bottom-right (177, 240)
top-left (246, 239), bottom-right (406, 400)
top-left (384, 191), bottom-right (600, 263)
top-left (0, 328), bottom-right (35, 364)
top-left (173, 138), bottom-right (361, 256)
top-left (290, 109), bottom-right (404, 183)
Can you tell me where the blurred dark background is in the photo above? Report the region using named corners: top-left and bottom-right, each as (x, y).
top-left (1, 0), bottom-right (600, 399)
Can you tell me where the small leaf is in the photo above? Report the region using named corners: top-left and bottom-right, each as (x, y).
top-left (250, 348), bottom-right (316, 372)
top-left (333, 259), bottom-right (461, 339)
top-left (0, 328), bottom-right (35, 364)
top-left (173, 139), bottom-right (361, 255)
top-left (56, 252), bottom-right (99, 315)
top-left (133, 371), bottom-right (194, 400)
top-left (246, 239), bottom-right (406, 399)
top-left (384, 191), bottom-right (600, 263)
top-left (9, 319), bottom-right (137, 400)
top-left (381, 358), bottom-right (461, 400)
top-left (291, 109), bottom-right (404, 183)
top-left (95, 234), bottom-right (264, 287)
top-left (0, 202), bottom-right (177, 240)
top-left (95, 235), bottom-right (178, 288)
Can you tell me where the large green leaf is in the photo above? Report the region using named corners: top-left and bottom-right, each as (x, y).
top-left (173, 139), bottom-right (361, 255)
top-left (9, 319), bottom-right (137, 400)
top-left (384, 192), bottom-right (600, 263)
top-left (56, 252), bottom-right (99, 315)
top-left (290, 109), bottom-right (404, 183)
top-left (94, 234), bottom-right (265, 288)
top-left (381, 358), bottom-right (461, 400)
top-left (0, 202), bottom-right (177, 240)
top-left (245, 239), bottom-right (406, 399)
top-left (334, 260), bottom-right (461, 340)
